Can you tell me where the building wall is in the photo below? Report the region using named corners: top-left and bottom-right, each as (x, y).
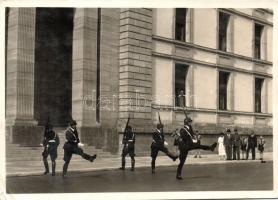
top-left (193, 9), bottom-right (217, 49)
top-left (151, 8), bottom-right (273, 140)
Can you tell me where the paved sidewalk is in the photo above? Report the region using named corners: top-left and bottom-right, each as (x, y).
top-left (6, 152), bottom-right (272, 177)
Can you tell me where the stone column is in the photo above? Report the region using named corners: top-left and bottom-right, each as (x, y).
top-left (119, 8), bottom-right (153, 133)
top-left (72, 9), bottom-right (120, 153)
top-left (72, 8), bottom-right (98, 127)
top-left (6, 8), bottom-right (43, 145)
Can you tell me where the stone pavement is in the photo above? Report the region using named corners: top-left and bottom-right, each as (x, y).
top-left (6, 152), bottom-right (272, 177)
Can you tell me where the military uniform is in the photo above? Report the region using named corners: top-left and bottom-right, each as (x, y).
top-left (176, 118), bottom-right (217, 180)
top-left (151, 124), bottom-right (178, 174)
top-left (62, 121), bottom-right (97, 177)
top-left (42, 126), bottom-right (59, 176)
top-left (120, 126), bottom-right (136, 171)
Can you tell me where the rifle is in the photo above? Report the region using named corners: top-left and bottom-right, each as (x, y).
top-left (183, 106), bottom-right (189, 119)
top-left (122, 114), bottom-right (130, 147)
top-left (42, 116), bottom-right (50, 148)
top-left (44, 116), bottom-right (50, 134)
top-left (124, 114), bottom-right (130, 133)
top-left (158, 112), bottom-right (162, 127)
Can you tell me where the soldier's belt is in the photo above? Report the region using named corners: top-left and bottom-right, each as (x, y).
top-left (48, 140), bottom-right (56, 143)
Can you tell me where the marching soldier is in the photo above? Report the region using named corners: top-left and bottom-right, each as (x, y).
top-left (62, 120), bottom-right (97, 177)
top-left (151, 123), bottom-right (178, 174)
top-left (42, 124), bottom-right (60, 176)
top-left (176, 117), bottom-right (217, 180)
top-left (119, 125), bottom-right (136, 171)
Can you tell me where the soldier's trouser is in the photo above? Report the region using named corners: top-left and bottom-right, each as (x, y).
top-left (42, 145), bottom-right (57, 173)
top-left (151, 145), bottom-right (176, 171)
top-left (177, 150), bottom-right (189, 177)
top-left (63, 146), bottom-right (94, 175)
top-left (177, 143), bottom-right (212, 177)
top-left (233, 146), bottom-right (240, 160)
top-left (121, 145), bottom-right (135, 169)
top-left (246, 147), bottom-right (256, 160)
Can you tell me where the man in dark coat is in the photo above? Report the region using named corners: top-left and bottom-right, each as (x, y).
top-left (246, 130), bottom-right (257, 160)
top-left (42, 124), bottom-right (59, 176)
top-left (224, 129), bottom-right (233, 160)
top-left (62, 120), bottom-right (97, 177)
top-left (176, 117), bottom-right (217, 180)
top-left (232, 128), bottom-right (241, 160)
top-left (151, 124), bottom-right (178, 174)
top-left (119, 125), bottom-right (136, 171)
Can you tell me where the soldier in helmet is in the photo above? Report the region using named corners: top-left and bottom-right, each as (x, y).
top-left (119, 125), bottom-right (136, 171)
top-left (62, 120), bottom-right (97, 177)
top-left (42, 124), bottom-right (60, 176)
top-left (151, 123), bottom-right (178, 174)
top-left (176, 117), bottom-right (217, 180)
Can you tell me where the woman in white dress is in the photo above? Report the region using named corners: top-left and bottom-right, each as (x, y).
top-left (217, 132), bottom-right (226, 160)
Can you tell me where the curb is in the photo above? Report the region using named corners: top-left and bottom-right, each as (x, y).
top-left (6, 158), bottom-right (272, 177)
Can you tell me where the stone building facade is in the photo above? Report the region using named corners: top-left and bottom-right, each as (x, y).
top-left (5, 8), bottom-right (273, 155)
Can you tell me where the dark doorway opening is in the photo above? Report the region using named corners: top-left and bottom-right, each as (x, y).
top-left (34, 8), bottom-right (74, 126)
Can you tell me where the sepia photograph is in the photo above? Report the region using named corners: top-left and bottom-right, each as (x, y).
top-left (1, 0), bottom-right (278, 199)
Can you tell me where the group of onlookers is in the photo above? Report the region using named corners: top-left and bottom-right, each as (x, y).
top-left (193, 128), bottom-right (266, 163)
top-left (217, 128), bottom-right (266, 162)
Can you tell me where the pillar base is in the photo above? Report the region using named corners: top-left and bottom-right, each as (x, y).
top-left (6, 125), bottom-right (44, 146)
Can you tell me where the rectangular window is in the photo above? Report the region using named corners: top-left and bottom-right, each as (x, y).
top-left (255, 78), bottom-right (264, 113)
top-left (175, 8), bottom-right (187, 42)
top-left (219, 71), bottom-right (230, 110)
top-left (218, 12), bottom-right (230, 51)
top-left (254, 23), bottom-right (264, 59)
top-left (175, 63), bottom-right (188, 107)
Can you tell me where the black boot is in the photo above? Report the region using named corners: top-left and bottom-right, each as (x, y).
top-left (119, 157), bottom-right (126, 170)
top-left (62, 162), bottom-right (69, 178)
top-left (131, 157), bottom-right (135, 171)
top-left (52, 161), bottom-right (56, 176)
top-left (90, 154), bottom-right (97, 162)
top-left (43, 158), bottom-right (49, 175)
top-left (82, 153), bottom-right (92, 161)
top-left (176, 174), bottom-right (183, 180)
top-left (151, 159), bottom-right (155, 174)
top-left (210, 142), bottom-right (217, 151)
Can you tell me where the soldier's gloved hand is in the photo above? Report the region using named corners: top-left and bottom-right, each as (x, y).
top-left (78, 143), bottom-right (85, 147)
top-left (164, 141), bottom-right (168, 146)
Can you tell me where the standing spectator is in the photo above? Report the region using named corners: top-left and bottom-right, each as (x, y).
top-left (233, 128), bottom-right (241, 160)
top-left (194, 130), bottom-right (202, 158)
top-left (224, 129), bottom-right (233, 160)
top-left (217, 132), bottom-right (226, 160)
top-left (178, 90), bottom-right (185, 107)
top-left (240, 136), bottom-right (248, 160)
top-left (258, 135), bottom-right (266, 163)
top-left (246, 130), bottom-right (257, 160)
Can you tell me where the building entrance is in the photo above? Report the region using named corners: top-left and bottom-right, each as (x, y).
top-left (34, 8), bottom-right (74, 126)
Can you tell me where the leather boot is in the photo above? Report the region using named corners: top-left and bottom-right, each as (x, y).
top-left (119, 157), bottom-right (125, 170)
top-left (52, 161), bottom-right (56, 176)
top-left (62, 162), bottom-right (69, 178)
top-left (151, 159), bottom-right (155, 174)
top-left (131, 157), bottom-right (135, 171)
top-left (43, 158), bottom-right (49, 175)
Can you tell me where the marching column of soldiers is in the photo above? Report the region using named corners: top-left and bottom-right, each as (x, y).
top-left (41, 112), bottom-right (217, 180)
